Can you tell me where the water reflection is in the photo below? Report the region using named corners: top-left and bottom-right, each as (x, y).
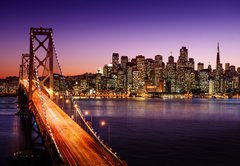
top-left (74, 98), bottom-right (240, 165)
top-left (0, 97), bottom-right (25, 165)
top-left (76, 98), bottom-right (240, 121)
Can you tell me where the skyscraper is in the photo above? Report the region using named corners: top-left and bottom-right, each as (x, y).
top-left (214, 43), bottom-right (222, 93)
top-left (216, 43), bottom-right (221, 71)
top-left (176, 47), bottom-right (189, 92)
top-left (112, 53), bottom-right (119, 73)
top-left (178, 47), bottom-right (188, 66)
top-left (165, 56), bottom-right (176, 92)
top-left (121, 56), bottom-right (128, 73)
top-left (154, 55), bottom-right (163, 67)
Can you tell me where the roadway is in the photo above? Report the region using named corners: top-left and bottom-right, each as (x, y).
top-left (21, 80), bottom-right (124, 165)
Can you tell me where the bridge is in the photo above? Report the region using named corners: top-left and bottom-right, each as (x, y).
top-left (18, 27), bottom-right (126, 165)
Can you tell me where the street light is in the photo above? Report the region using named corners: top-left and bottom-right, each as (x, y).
top-left (100, 120), bottom-right (105, 126)
top-left (85, 111), bottom-right (93, 126)
top-left (74, 104), bottom-right (78, 109)
top-left (100, 120), bottom-right (110, 146)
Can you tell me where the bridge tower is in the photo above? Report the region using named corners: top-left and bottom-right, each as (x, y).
top-left (20, 53), bottom-right (30, 80)
top-left (29, 27), bottom-right (54, 101)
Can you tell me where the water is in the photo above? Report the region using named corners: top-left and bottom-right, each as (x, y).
top-left (74, 98), bottom-right (240, 166)
top-left (1, 97), bottom-right (240, 165)
top-left (0, 97), bottom-right (25, 166)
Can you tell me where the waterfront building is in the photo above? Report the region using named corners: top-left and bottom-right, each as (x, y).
top-left (0, 76), bottom-right (18, 95)
top-left (214, 43), bottom-right (223, 94)
top-left (209, 79), bottom-right (215, 95)
top-left (146, 58), bottom-right (154, 85)
top-left (132, 70), bottom-right (141, 94)
top-left (126, 62), bottom-right (133, 94)
top-left (232, 76), bottom-right (240, 90)
top-left (95, 73), bottom-right (102, 92)
top-left (79, 78), bottom-right (88, 93)
top-left (198, 69), bottom-right (209, 93)
top-left (109, 73), bottom-right (117, 91)
top-left (176, 47), bottom-right (189, 92)
top-left (136, 55), bottom-right (146, 93)
top-left (117, 68), bottom-right (126, 93)
top-left (103, 64), bottom-right (113, 78)
top-left (73, 81), bottom-right (80, 96)
top-left (66, 44), bottom-right (240, 97)
top-left (184, 69), bottom-right (196, 93)
top-left (154, 55), bottom-right (165, 92)
top-left (165, 56), bottom-right (176, 93)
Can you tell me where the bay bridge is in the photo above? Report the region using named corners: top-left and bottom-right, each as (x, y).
top-left (18, 27), bottom-right (126, 165)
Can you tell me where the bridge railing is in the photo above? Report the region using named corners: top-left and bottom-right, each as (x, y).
top-left (68, 95), bottom-right (124, 164)
top-left (18, 80), bottom-right (64, 164)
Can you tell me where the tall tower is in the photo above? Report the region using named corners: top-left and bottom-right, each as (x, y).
top-left (29, 27), bottom-right (54, 100)
top-left (215, 42), bottom-right (222, 94)
top-left (216, 42), bottom-right (220, 70)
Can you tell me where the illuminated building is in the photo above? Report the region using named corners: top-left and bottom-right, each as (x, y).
top-left (0, 76), bottom-right (18, 95)
top-left (121, 56), bottom-right (128, 73)
top-left (209, 79), bottom-right (214, 95)
top-left (176, 47), bottom-right (189, 92)
top-left (145, 58), bottom-right (154, 85)
top-left (165, 56), bottom-right (176, 93)
top-left (117, 68), bottom-right (126, 93)
top-left (65, 47), bottom-right (240, 97)
top-left (95, 73), bottom-right (102, 92)
top-left (198, 69), bottom-right (209, 93)
top-left (103, 64), bottom-right (112, 78)
top-left (154, 55), bottom-right (165, 92)
top-left (112, 53), bottom-right (119, 73)
top-left (188, 58), bottom-right (195, 69)
top-left (136, 55), bottom-right (146, 93)
top-left (132, 70), bottom-right (140, 94)
top-left (214, 43), bottom-right (223, 94)
top-left (126, 62), bottom-right (133, 94)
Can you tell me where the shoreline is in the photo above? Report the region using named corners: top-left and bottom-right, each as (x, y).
top-left (0, 94), bottom-right (17, 97)
top-left (71, 94), bottom-right (240, 99)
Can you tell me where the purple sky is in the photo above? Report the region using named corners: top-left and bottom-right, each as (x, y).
top-left (1, 0), bottom-right (240, 78)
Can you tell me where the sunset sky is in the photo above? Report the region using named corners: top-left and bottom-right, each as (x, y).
top-left (0, 0), bottom-right (240, 78)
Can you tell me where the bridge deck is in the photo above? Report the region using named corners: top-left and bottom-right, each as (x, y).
top-left (21, 81), bottom-right (123, 165)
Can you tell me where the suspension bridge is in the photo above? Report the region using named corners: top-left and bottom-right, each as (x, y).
top-left (18, 27), bottom-right (126, 165)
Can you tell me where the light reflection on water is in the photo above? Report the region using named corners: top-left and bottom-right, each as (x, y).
top-left (0, 97), bottom-right (25, 165)
top-left (1, 97), bottom-right (240, 165)
top-left (76, 98), bottom-right (240, 121)
top-left (74, 98), bottom-right (240, 166)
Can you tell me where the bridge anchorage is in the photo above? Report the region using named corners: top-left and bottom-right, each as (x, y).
top-left (18, 27), bottom-right (126, 165)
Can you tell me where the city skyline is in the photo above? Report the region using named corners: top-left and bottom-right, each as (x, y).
top-left (1, 0), bottom-right (240, 78)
